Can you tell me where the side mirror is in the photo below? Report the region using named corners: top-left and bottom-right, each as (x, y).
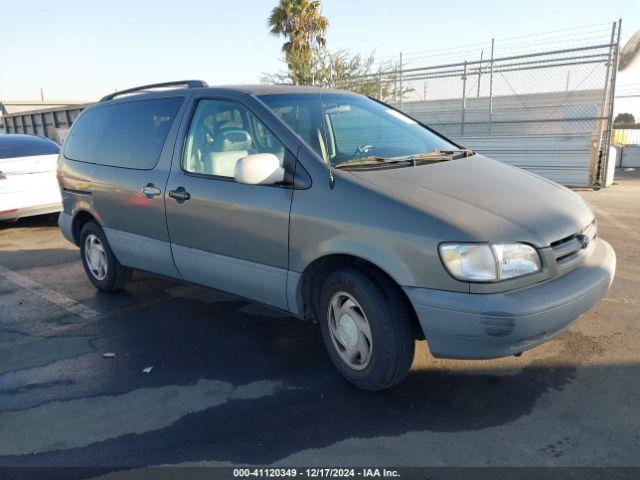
top-left (234, 153), bottom-right (285, 185)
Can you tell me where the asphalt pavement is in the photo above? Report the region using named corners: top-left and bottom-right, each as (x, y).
top-left (0, 170), bottom-right (638, 476)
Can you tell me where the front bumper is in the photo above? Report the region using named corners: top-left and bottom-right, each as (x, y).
top-left (404, 238), bottom-right (616, 359)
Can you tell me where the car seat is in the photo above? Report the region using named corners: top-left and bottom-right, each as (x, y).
top-left (204, 128), bottom-right (254, 177)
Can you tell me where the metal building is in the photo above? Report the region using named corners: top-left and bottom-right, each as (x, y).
top-left (0, 101), bottom-right (88, 144)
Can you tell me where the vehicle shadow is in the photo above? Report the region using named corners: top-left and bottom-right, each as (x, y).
top-left (0, 284), bottom-right (624, 469)
top-left (0, 213), bottom-right (59, 231)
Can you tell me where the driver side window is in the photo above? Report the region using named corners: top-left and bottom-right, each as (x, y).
top-left (182, 99), bottom-right (285, 178)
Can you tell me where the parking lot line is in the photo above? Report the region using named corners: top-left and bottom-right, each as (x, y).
top-left (0, 264), bottom-right (100, 320)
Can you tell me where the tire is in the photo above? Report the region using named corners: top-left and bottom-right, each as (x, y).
top-left (79, 221), bottom-right (132, 292)
top-left (317, 268), bottom-right (415, 391)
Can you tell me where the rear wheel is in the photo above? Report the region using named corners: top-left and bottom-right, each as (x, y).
top-left (317, 268), bottom-right (415, 391)
top-left (79, 221), bottom-right (132, 292)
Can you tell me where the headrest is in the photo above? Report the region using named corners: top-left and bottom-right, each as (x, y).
top-left (216, 128), bottom-right (252, 151)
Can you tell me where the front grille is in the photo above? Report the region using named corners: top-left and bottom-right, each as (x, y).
top-left (551, 220), bottom-right (597, 266)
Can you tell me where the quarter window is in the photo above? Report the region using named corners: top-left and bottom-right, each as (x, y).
top-left (64, 97), bottom-right (183, 169)
top-left (182, 99), bottom-right (284, 178)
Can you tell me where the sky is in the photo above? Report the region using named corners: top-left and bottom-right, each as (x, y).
top-left (0, 0), bottom-right (638, 115)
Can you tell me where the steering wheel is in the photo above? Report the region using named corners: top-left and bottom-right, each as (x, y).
top-left (355, 145), bottom-right (375, 155)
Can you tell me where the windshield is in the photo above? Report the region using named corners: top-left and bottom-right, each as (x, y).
top-left (258, 92), bottom-right (457, 166)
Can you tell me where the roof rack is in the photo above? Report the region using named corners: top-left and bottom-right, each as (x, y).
top-left (100, 80), bottom-right (208, 102)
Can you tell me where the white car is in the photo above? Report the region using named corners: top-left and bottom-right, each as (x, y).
top-left (0, 134), bottom-right (62, 221)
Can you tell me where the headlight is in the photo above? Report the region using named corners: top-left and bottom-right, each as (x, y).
top-left (438, 244), bottom-right (496, 281)
top-left (439, 243), bottom-right (541, 282)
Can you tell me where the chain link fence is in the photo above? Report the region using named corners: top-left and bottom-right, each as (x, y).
top-left (336, 22), bottom-right (622, 187)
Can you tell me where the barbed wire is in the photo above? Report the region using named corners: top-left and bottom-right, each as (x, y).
top-left (375, 22), bottom-right (616, 70)
top-left (338, 22), bottom-right (620, 138)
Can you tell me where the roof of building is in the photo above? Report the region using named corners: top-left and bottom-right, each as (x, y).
top-left (0, 100), bottom-right (89, 116)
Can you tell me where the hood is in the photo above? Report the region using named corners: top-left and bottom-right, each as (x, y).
top-left (350, 155), bottom-right (593, 247)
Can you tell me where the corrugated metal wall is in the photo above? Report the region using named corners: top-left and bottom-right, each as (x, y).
top-left (401, 90), bottom-right (603, 137)
top-left (2, 105), bottom-right (86, 144)
top-left (401, 90), bottom-right (604, 186)
top-left (448, 133), bottom-right (597, 186)
top-left (339, 23), bottom-right (621, 188)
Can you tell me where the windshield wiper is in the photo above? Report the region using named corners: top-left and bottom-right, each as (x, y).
top-left (404, 148), bottom-right (475, 164)
top-left (333, 149), bottom-right (474, 169)
top-left (333, 156), bottom-right (404, 169)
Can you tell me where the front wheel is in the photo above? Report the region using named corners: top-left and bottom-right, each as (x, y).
top-left (317, 268), bottom-right (415, 391)
top-left (79, 221), bottom-right (132, 292)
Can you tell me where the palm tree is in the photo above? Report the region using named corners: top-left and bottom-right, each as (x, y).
top-left (268, 0), bottom-right (328, 84)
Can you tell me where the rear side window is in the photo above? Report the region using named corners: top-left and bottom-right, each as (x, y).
top-left (0, 135), bottom-right (60, 159)
top-left (64, 97), bottom-right (183, 169)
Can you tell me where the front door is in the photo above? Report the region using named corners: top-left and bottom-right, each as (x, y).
top-left (164, 96), bottom-right (293, 310)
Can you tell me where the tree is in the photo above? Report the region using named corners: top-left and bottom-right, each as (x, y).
top-left (261, 48), bottom-right (412, 103)
top-left (268, 0), bottom-right (328, 85)
top-left (614, 112), bottom-right (636, 126)
top-left (320, 50), bottom-right (414, 102)
top-left (264, 0), bottom-right (412, 102)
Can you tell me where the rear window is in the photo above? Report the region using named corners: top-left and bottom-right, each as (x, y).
top-left (64, 97), bottom-right (183, 169)
top-left (0, 135), bottom-right (60, 159)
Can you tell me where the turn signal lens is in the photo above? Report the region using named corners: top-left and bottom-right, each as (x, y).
top-left (492, 243), bottom-right (541, 280)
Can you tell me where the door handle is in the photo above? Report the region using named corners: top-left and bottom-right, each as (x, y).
top-left (141, 183), bottom-right (161, 198)
top-left (168, 187), bottom-right (191, 203)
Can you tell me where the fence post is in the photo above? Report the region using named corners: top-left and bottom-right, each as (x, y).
top-left (594, 21), bottom-right (619, 187)
top-left (393, 66), bottom-right (398, 104)
top-left (488, 38), bottom-right (495, 135)
top-left (599, 19), bottom-right (622, 186)
top-left (477, 49), bottom-right (483, 98)
top-left (399, 52), bottom-right (404, 109)
top-left (461, 60), bottom-right (468, 136)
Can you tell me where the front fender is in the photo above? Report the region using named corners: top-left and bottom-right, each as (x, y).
top-left (308, 234), bottom-right (417, 287)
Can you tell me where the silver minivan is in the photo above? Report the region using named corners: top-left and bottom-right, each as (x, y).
top-left (58, 80), bottom-right (616, 390)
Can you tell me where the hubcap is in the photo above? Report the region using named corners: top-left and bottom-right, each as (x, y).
top-left (327, 292), bottom-right (373, 370)
top-left (84, 234), bottom-right (108, 281)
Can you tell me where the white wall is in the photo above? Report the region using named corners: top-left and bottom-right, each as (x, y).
top-left (620, 146), bottom-right (640, 168)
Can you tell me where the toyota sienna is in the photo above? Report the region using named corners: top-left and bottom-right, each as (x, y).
top-left (57, 81), bottom-right (616, 390)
